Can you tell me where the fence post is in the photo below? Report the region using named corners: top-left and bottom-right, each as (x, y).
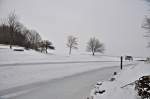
top-left (120, 56), bottom-right (123, 70)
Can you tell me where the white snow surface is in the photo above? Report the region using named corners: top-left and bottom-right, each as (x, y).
top-left (90, 62), bottom-right (150, 99)
top-left (0, 45), bottom-right (124, 91)
top-left (0, 45), bottom-right (119, 64)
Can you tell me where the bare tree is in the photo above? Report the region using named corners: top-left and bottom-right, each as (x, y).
top-left (20, 28), bottom-right (42, 50)
top-left (22, 28), bottom-right (33, 49)
top-left (7, 11), bottom-right (19, 49)
top-left (30, 30), bottom-right (41, 44)
top-left (27, 30), bottom-right (42, 50)
top-left (66, 35), bottom-right (78, 55)
top-left (40, 40), bottom-right (55, 53)
top-left (142, 17), bottom-right (150, 47)
top-left (86, 37), bottom-right (104, 56)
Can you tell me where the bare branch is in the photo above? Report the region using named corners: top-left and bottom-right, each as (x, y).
top-left (86, 37), bottom-right (104, 56)
top-left (66, 35), bottom-right (78, 55)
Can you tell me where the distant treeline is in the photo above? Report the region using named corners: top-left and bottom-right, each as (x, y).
top-left (0, 12), bottom-right (105, 55)
top-left (0, 12), bottom-right (55, 53)
top-left (0, 24), bottom-right (28, 47)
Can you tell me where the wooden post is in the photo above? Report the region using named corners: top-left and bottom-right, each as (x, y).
top-left (120, 56), bottom-right (123, 70)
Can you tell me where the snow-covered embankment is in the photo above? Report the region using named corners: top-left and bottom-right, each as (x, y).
top-left (90, 62), bottom-right (150, 99)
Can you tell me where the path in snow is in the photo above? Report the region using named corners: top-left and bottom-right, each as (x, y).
top-left (1, 66), bottom-right (120, 99)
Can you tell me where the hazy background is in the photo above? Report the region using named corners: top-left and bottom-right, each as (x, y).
top-left (0, 0), bottom-right (149, 56)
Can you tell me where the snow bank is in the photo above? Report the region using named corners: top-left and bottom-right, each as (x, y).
top-left (90, 62), bottom-right (150, 99)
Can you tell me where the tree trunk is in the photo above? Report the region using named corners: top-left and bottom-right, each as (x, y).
top-left (46, 47), bottom-right (48, 53)
top-left (9, 27), bottom-right (13, 49)
top-left (10, 44), bottom-right (12, 49)
top-left (10, 38), bottom-right (12, 49)
top-left (69, 47), bottom-right (71, 55)
top-left (92, 52), bottom-right (95, 56)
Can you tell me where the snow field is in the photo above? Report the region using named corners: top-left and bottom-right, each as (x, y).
top-left (0, 46), bottom-right (122, 91)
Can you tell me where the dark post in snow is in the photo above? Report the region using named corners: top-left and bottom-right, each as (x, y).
top-left (120, 56), bottom-right (123, 70)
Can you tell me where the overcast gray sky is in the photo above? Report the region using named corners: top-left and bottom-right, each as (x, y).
top-left (0, 0), bottom-right (149, 56)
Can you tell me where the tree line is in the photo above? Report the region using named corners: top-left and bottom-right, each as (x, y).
top-left (0, 12), bottom-right (105, 55)
top-left (0, 12), bottom-right (55, 53)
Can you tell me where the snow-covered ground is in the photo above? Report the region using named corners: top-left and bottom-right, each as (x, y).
top-left (3, 66), bottom-right (120, 99)
top-left (90, 61), bottom-right (150, 99)
top-left (0, 45), bottom-right (126, 92)
top-left (0, 44), bottom-right (120, 65)
top-left (0, 44), bottom-right (140, 99)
